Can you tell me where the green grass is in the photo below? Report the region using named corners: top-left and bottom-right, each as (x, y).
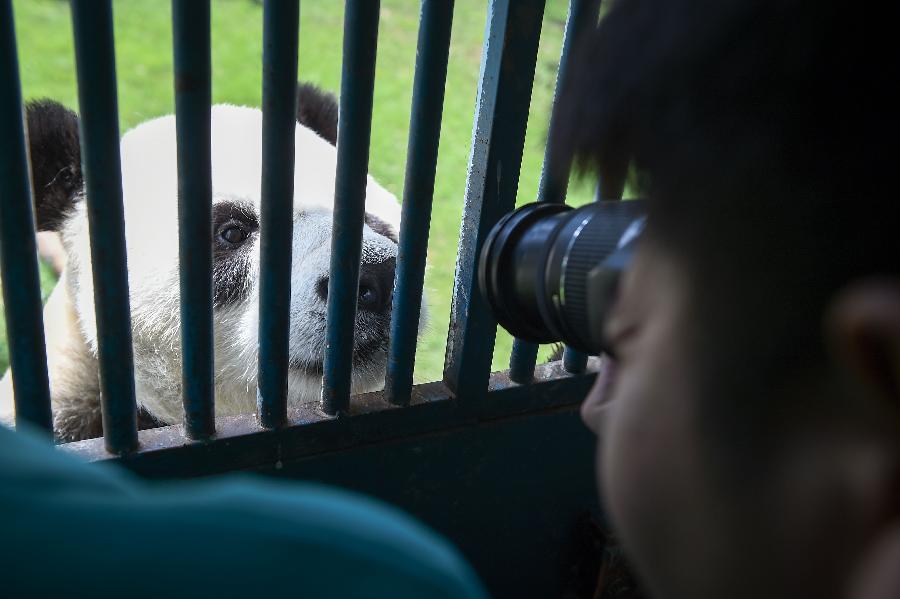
top-left (2, 0), bottom-right (594, 382)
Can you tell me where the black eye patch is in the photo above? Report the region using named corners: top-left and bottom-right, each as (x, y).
top-left (211, 201), bottom-right (259, 308)
top-left (212, 202), bottom-right (259, 236)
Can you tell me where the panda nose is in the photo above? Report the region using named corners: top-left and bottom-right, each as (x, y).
top-left (315, 257), bottom-right (395, 314)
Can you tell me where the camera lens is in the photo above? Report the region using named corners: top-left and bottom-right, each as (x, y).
top-left (479, 200), bottom-right (646, 355)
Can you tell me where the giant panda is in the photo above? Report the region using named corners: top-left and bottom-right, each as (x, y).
top-left (0, 83), bottom-right (419, 442)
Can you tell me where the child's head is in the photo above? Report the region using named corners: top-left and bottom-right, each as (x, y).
top-left (564, 2), bottom-right (900, 597)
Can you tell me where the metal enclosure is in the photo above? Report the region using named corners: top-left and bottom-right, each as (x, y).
top-left (0, 1), bottom-right (615, 596)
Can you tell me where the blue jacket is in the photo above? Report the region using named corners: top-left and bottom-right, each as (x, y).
top-left (0, 423), bottom-right (488, 598)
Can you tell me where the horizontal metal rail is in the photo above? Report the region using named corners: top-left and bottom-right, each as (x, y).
top-left (322, 0), bottom-right (381, 416)
top-left (71, 0), bottom-right (138, 454)
top-left (384, 0), bottom-right (455, 406)
top-left (257, 0), bottom-right (300, 430)
top-left (64, 359), bottom-right (600, 467)
top-left (0, 0), bottom-right (53, 433)
top-left (173, 0), bottom-right (215, 440)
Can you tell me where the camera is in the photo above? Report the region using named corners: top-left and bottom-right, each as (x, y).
top-left (478, 200), bottom-right (646, 356)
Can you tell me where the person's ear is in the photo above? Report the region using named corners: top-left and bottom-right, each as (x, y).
top-left (827, 280), bottom-right (900, 407)
top-left (827, 279), bottom-right (900, 599)
top-left (25, 99), bottom-right (83, 231)
top-left (850, 523), bottom-right (900, 599)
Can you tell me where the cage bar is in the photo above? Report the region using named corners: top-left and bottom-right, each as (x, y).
top-left (70, 0), bottom-right (139, 454)
top-left (508, 0), bottom-right (601, 383)
top-left (560, 347), bottom-right (586, 373)
top-left (321, 0), bottom-right (381, 416)
top-left (257, 0), bottom-right (300, 429)
top-left (172, 0), bottom-right (215, 440)
top-left (595, 158), bottom-right (628, 202)
top-left (0, 0), bottom-right (53, 433)
top-left (560, 122), bottom-right (630, 375)
top-left (443, 0), bottom-right (546, 403)
top-left (384, 0), bottom-right (455, 406)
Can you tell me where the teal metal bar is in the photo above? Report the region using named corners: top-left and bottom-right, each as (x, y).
top-left (561, 347), bottom-right (587, 373)
top-left (70, 0), bottom-right (138, 453)
top-left (595, 158), bottom-right (628, 201)
top-left (384, 0), bottom-right (455, 406)
top-left (444, 0), bottom-right (545, 402)
top-left (560, 155), bottom-right (629, 374)
top-left (0, 0), bottom-right (53, 433)
top-left (257, 0), bottom-right (300, 429)
top-left (322, 0), bottom-right (381, 416)
top-left (509, 0), bottom-right (601, 383)
top-left (173, 0), bottom-right (215, 440)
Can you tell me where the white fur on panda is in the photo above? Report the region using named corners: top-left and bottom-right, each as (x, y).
top-left (1, 103), bottom-right (420, 434)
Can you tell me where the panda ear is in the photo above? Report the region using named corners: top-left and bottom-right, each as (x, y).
top-left (296, 82), bottom-right (338, 146)
top-left (364, 212), bottom-right (398, 244)
top-left (25, 99), bottom-right (83, 232)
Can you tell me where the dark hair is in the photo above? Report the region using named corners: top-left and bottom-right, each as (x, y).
top-left (557, 0), bottom-right (899, 457)
top-left (558, 0), bottom-right (898, 371)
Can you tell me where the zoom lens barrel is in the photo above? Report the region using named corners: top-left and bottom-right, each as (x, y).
top-left (479, 200), bottom-right (646, 355)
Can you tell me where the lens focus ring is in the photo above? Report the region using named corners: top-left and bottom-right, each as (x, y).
top-left (554, 202), bottom-right (645, 351)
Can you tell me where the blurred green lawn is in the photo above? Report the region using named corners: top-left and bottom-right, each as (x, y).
top-left (1, 0), bottom-right (594, 382)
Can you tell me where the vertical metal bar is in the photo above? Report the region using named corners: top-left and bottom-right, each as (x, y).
top-left (384, 0), bottom-right (455, 406)
top-left (562, 346), bottom-right (588, 373)
top-left (321, 0), bottom-right (381, 416)
top-left (0, 0), bottom-right (52, 433)
top-left (172, 0), bottom-right (214, 440)
top-left (257, 0), bottom-right (300, 429)
top-left (509, 0), bottom-right (601, 383)
top-left (561, 125), bottom-right (629, 376)
top-left (538, 0), bottom-right (601, 204)
top-left (443, 0), bottom-right (546, 402)
top-left (70, 0), bottom-right (138, 453)
top-left (595, 157), bottom-right (628, 201)
top-left (509, 341), bottom-right (540, 383)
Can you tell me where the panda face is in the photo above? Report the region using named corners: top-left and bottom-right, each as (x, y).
top-left (51, 101), bottom-right (413, 424)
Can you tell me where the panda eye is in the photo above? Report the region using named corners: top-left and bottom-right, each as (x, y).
top-left (219, 225), bottom-right (249, 246)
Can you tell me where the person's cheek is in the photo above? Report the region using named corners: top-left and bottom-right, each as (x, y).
top-left (597, 366), bottom-right (658, 524)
